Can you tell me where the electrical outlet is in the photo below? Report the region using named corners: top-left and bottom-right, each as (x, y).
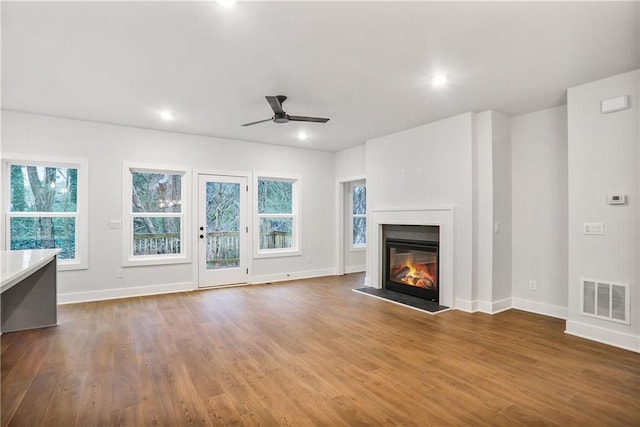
top-left (529, 280), bottom-right (537, 291)
top-left (117, 269), bottom-right (124, 279)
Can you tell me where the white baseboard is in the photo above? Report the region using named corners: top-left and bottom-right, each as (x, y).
top-left (251, 268), bottom-right (336, 285)
top-left (344, 264), bottom-right (365, 274)
top-left (59, 268), bottom-right (337, 304)
top-left (565, 320), bottom-right (640, 353)
top-left (59, 281), bottom-right (195, 304)
top-left (364, 276), bottom-right (371, 286)
top-left (511, 297), bottom-right (568, 320)
top-left (477, 297), bottom-right (512, 314)
top-left (455, 298), bottom-right (476, 313)
top-left (456, 297), bottom-right (512, 314)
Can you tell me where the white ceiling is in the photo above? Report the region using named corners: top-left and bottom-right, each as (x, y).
top-left (2, 1), bottom-right (639, 152)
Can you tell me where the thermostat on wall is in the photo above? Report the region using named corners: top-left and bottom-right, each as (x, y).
top-left (607, 194), bottom-right (627, 205)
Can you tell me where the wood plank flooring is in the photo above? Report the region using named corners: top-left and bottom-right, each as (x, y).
top-left (2, 273), bottom-right (639, 426)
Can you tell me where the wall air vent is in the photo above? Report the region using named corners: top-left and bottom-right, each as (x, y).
top-left (581, 278), bottom-right (629, 324)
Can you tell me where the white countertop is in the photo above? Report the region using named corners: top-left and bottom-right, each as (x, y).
top-left (1, 249), bottom-right (61, 293)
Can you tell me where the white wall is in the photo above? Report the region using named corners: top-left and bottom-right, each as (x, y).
top-left (366, 113), bottom-right (474, 306)
top-left (566, 70), bottom-right (639, 351)
top-left (1, 111), bottom-right (336, 302)
top-left (491, 112), bottom-right (512, 303)
top-left (511, 105), bottom-right (568, 318)
top-left (474, 111), bottom-right (512, 312)
top-left (334, 144), bottom-right (365, 179)
top-left (334, 144), bottom-right (366, 275)
top-left (474, 112), bottom-right (492, 304)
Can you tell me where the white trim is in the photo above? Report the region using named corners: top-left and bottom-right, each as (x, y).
top-left (565, 320), bottom-right (640, 353)
top-left (250, 267), bottom-right (335, 284)
top-left (455, 298), bottom-right (476, 313)
top-left (511, 297), bottom-right (568, 319)
top-left (476, 297), bottom-right (512, 314)
top-left (192, 168), bottom-right (253, 290)
top-left (58, 281), bottom-right (195, 304)
top-left (452, 297), bottom-right (513, 314)
top-left (489, 297), bottom-right (513, 314)
top-left (345, 264), bottom-right (365, 274)
top-left (196, 173), bottom-right (249, 287)
top-left (122, 161), bottom-right (192, 267)
top-left (1, 154), bottom-right (89, 271)
top-left (253, 172), bottom-right (301, 258)
top-left (335, 175), bottom-right (366, 277)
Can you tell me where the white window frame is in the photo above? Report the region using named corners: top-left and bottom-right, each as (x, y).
top-left (254, 173), bottom-right (301, 258)
top-left (2, 154), bottom-right (89, 271)
top-left (351, 181), bottom-right (366, 251)
top-left (122, 162), bottom-right (191, 266)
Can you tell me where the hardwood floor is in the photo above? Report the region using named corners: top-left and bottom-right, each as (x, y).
top-left (2, 273), bottom-right (639, 426)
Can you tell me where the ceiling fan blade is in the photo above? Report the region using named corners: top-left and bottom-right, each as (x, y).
top-left (241, 117), bottom-right (273, 126)
top-left (288, 115), bottom-right (330, 123)
top-left (265, 95), bottom-right (286, 115)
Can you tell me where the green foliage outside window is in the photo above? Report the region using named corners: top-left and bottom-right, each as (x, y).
top-left (9, 165), bottom-right (78, 259)
top-left (258, 179), bottom-right (294, 250)
top-left (132, 172), bottom-right (181, 213)
top-left (131, 171), bottom-right (183, 256)
top-left (206, 182), bottom-right (240, 233)
top-left (258, 179), bottom-right (292, 214)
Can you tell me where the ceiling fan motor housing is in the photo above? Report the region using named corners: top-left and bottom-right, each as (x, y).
top-left (273, 113), bottom-right (289, 123)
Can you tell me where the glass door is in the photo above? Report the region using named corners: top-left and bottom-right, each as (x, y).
top-left (198, 174), bottom-right (248, 287)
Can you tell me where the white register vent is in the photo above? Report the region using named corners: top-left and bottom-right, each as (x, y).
top-left (581, 278), bottom-right (629, 324)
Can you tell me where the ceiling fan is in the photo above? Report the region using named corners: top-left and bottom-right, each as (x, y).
top-left (242, 95), bottom-right (330, 126)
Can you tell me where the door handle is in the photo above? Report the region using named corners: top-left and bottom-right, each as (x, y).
top-left (199, 226), bottom-right (204, 231)
top-left (199, 234), bottom-right (204, 239)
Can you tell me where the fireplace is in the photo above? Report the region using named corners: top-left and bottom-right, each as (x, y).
top-left (385, 238), bottom-right (439, 302)
top-left (370, 210), bottom-right (452, 308)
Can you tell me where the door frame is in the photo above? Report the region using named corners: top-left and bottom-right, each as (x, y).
top-left (193, 169), bottom-right (253, 288)
top-left (335, 174), bottom-right (366, 277)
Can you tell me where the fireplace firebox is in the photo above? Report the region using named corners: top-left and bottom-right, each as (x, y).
top-left (385, 238), bottom-right (439, 302)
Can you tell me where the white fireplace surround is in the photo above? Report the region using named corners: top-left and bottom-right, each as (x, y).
top-left (368, 207), bottom-right (455, 308)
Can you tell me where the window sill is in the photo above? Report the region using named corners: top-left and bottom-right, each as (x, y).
top-left (58, 261), bottom-right (88, 271)
top-left (254, 248), bottom-right (302, 259)
top-left (350, 245), bottom-right (366, 252)
top-left (123, 255), bottom-right (191, 267)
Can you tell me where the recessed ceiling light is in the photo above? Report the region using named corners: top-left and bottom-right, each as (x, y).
top-left (431, 74), bottom-right (448, 87)
top-left (217, 0), bottom-right (236, 7)
top-left (159, 111), bottom-right (174, 121)
top-left (297, 131), bottom-right (308, 141)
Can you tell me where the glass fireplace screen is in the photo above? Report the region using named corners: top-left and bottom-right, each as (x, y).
top-left (388, 242), bottom-right (438, 290)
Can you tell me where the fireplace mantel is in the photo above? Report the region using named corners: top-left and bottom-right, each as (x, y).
top-left (368, 207), bottom-right (454, 308)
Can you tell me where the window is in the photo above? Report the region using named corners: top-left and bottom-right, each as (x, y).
top-left (352, 182), bottom-right (366, 248)
top-left (255, 175), bottom-right (300, 257)
top-left (123, 163), bottom-right (191, 266)
top-left (3, 156), bottom-right (88, 270)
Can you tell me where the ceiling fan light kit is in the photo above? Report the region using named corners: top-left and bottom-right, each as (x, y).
top-left (242, 95), bottom-right (330, 126)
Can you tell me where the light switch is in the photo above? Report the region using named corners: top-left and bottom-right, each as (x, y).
top-left (583, 222), bottom-right (604, 235)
